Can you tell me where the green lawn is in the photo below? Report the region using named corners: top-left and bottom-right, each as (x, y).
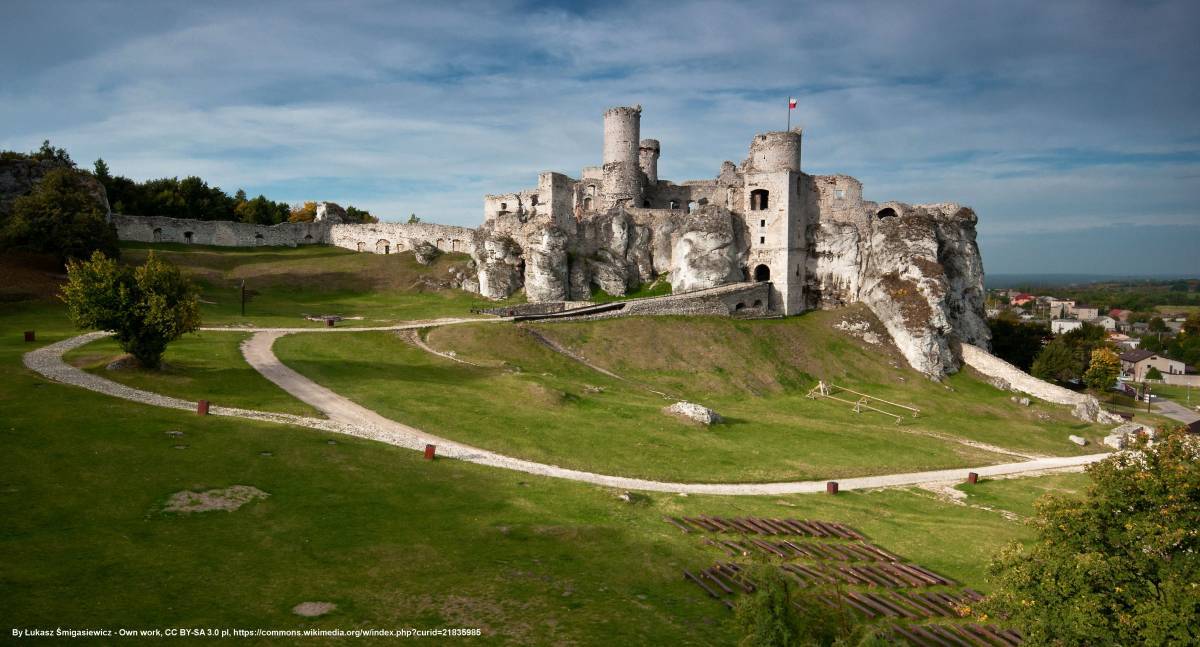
top-left (1150, 382), bottom-right (1200, 408)
top-left (117, 242), bottom-right (522, 328)
top-left (0, 297), bottom-right (1070, 643)
top-left (270, 312), bottom-right (1110, 483)
top-left (63, 331), bottom-right (321, 417)
top-left (956, 472), bottom-right (1090, 519)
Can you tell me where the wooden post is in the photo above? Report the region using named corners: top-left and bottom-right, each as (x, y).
top-left (967, 472), bottom-right (979, 485)
top-left (826, 481), bottom-right (838, 495)
top-left (23, 330), bottom-right (35, 342)
top-left (240, 280), bottom-right (245, 317)
top-left (197, 399), bottom-right (209, 416)
top-left (424, 444), bottom-right (436, 460)
top-left (325, 318), bottom-right (335, 328)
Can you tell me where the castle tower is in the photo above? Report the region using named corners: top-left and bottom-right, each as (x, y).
top-left (744, 129), bottom-right (806, 315)
top-left (638, 139), bottom-right (660, 185)
top-left (600, 106), bottom-right (644, 209)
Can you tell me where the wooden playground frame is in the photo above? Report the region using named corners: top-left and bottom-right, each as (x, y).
top-left (806, 381), bottom-right (920, 424)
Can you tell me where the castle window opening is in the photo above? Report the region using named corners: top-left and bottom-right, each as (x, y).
top-left (669, 200), bottom-right (678, 210)
top-left (304, 234), bottom-right (313, 243)
top-left (754, 264), bottom-right (770, 281)
top-left (698, 198), bottom-right (708, 206)
top-left (735, 302), bottom-right (746, 311)
top-left (586, 185), bottom-right (596, 196)
top-left (436, 238), bottom-right (445, 250)
top-left (687, 201), bottom-right (696, 213)
top-left (760, 236), bottom-right (765, 244)
top-left (183, 231), bottom-right (193, 244)
top-left (760, 219), bottom-right (766, 227)
top-left (642, 199), bottom-right (650, 207)
top-left (500, 202), bottom-right (507, 210)
top-left (583, 197), bottom-right (593, 211)
top-left (753, 299), bottom-right (763, 308)
top-left (877, 207), bottom-right (898, 219)
top-left (530, 195), bottom-right (538, 206)
top-left (451, 239), bottom-right (460, 252)
top-left (152, 228), bottom-right (162, 242)
top-left (376, 239), bottom-right (390, 254)
top-left (834, 188), bottom-right (846, 200)
top-left (356, 242), bottom-right (365, 252)
top-left (750, 189), bottom-right (769, 211)
top-left (254, 233), bottom-right (264, 246)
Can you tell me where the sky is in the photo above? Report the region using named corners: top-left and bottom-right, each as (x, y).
top-left (2, 0), bottom-right (1197, 275)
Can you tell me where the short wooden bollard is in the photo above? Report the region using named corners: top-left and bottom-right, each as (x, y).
top-left (24, 330), bottom-right (35, 342)
top-left (197, 399), bottom-right (209, 416)
top-left (424, 444), bottom-right (436, 460)
top-left (967, 472), bottom-right (979, 485)
top-left (325, 318), bottom-right (335, 328)
top-left (826, 481), bottom-right (839, 495)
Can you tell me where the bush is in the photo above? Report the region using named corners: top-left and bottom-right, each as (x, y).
top-left (733, 565), bottom-right (891, 646)
top-left (0, 167), bottom-right (118, 263)
top-left (60, 251), bottom-right (200, 368)
top-left (983, 429), bottom-right (1200, 645)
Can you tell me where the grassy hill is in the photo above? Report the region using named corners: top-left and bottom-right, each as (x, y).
top-left (0, 243), bottom-right (1117, 642)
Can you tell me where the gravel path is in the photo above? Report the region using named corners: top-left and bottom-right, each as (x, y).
top-left (1153, 398), bottom-right (1200, 424)
top-left (24, 330), bottom-right (1113, 495)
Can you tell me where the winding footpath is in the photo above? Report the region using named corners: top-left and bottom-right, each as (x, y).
top-left (23, 322), bottom-right (1113, 496)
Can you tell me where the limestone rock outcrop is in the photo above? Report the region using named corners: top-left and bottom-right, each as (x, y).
top-left (663, 401), bottom-right (723, 425)
top-left (0, 157), bottom-right (110, 218)
top-left (471, 231), bottom-right (524, 299)
top-left (412, 240), bottom-right (442, 266)
top-left (670, 207), bottom-right (747, 293)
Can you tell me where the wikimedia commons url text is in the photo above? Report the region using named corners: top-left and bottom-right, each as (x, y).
top-left (12, 627), bottom-right (482, 639)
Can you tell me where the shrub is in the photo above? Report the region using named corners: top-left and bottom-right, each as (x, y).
top-left (1, 167), bottom-right (118, 263)
top-left (60, 251), bottom-right (200, 368)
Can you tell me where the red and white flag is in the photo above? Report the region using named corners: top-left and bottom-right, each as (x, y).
top-left (788, 97), bottom-right (797, 110)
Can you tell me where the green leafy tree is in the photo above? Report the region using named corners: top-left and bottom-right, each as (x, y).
top-left (60, 251), bottom-right (200, 369)
top-left (1149, 317), bottom-right (1168, 333)
top-left (988, 319), bottom-right (1050, 371)
top-left (1145, 366), bottom-right (1163, 380)
top-left (1083, 347), bottom-right (1120, 392)
top-left (734, 566), bottom-right (890, 646)
top-left (407, 213), bottom-right (421, 224)
top-left (1031, 339), bottom-right (1080, 383)
top-left (345, 205), bottom-right (378, 224)
top-left (982, 429), bottom-right (1200, 645)
top-left (1183, 313), bottom-right (1200, 337)
top-left (0, 167), bottom-right (119, 263)
top-left (92, 158), bottom-right (111, 184)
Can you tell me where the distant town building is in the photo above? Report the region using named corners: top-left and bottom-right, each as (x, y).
top-left (1108, 308), bottom-right (1130, 322)
top-left (1090, 315), bottom-right (1117, 331)
top-left (1011, 293), bottom-right (1035, 307)
top-left (1046, 298), bottom-right (1075, 318)
top-left (1052, 319), bottom-right (1084, 335)
top-left (1071, 304), bottom-right (1099, 320)
top-left (1120, 349), bottom-right (1186, 381)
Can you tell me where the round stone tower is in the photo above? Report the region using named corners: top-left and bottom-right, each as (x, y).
top-left (638, 139), bottom-right (660, 185)
top-left (747, 129), bottom-right (803, 173)
top-left (601, 106), bottom-right (644, 208)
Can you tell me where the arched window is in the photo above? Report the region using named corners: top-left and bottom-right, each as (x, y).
top-left (183, 231), bottom-right (194, 244)
top-left (583, 197), bottom-right (593, 211)
top-left (753, 299), bottom-right (763, 308)
top-left (754, 264), bottom-right (771, 282)
top-left (254, 233), bottom-right (265, 246)
top-left (687, 201), bottom-right (697, 213)
top-left (877, 207), bottom-right (898, 219)
top-left (436, 238), bottom-right (445, 250)
top-left (356, 242), bottom-right (365, 252)
top-left (642, 199), bottom-right (651, 208)
top-left (735, 302), bottom-right (746, 311)
top-left (530, 195), bottom-right (539, 206)
top-left (376, 239), bottom-right (390, 254)
top-left (750, 189), bottom-right (770, 211)
top-left (586, 185), bottom-right (596, 196)
top-left (669, 200), bottom-right (679, 210)
top-left (303, 234), bottom-right (313, 243)
top-left (152, 228), bottom-right (162, 242)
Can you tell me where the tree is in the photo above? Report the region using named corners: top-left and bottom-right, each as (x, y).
top-left (982, 429), bottom-right (1200, 645)
top-left (733, 566), bottom-right (890, 646)
top-left (345, 205), bottom-right (378, 224)
top-left (988, 319), bottom-right (1050, 371)
top-left (1183, 313), bottom-right (1200, 337)
top-left (60, 251), bottom-right (200, 369)
top-left (407, 213), bottom-right (421, 224)
top-left (288, 201), bottom-right (318, 223)
top-left (93, 158), bottom-right (111, 184)
top-left (1031, 339), bottom-right (1080, 383)
top-left (34, 140), bottom-right (73, 166)
top-left (1145, 366), bottom-right (1163, 380)
top-left (0, 167), bottom-right (119, 263)
top-left (1083, 347), bottom-right (1120, 392)
top-left (1149, 317), bottom-right (1168, 334)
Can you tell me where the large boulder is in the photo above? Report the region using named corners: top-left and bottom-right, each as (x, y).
top-left (524, 226), bottom-right (569, 301)
top-left (669, 206), bottom-right (747, 293)
top-left (471, 230), bottom-right (524, 299)
top-left (663, 401), bottom-right (723, 425)
top-left (413, 241), bottom-right (441, 266)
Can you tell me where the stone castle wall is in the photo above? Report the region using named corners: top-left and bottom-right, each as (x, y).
top-left (112, 214), bottom-right (477, 255)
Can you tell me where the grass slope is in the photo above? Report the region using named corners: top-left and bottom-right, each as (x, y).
top-left (271, 308), bottom-right (1109, 483)
top-left (118, 242), bottom-right (521, 327)
top-left (1, 298), bottom-right (1072, 643)
top-left (63, 332), bottom-right (321, 417)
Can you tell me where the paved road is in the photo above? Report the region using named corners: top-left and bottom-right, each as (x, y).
top-left (1154, 398), bottom-right (1200, 425)
top-left (25, 329), bottom-right (1115, 496)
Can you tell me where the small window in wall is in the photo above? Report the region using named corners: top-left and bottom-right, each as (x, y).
top-left (530, 195), bottom-right (538, 206)
top-left (183, 231), bottom-right (193, 244)
top-left (760, 236), bottom-right (765, 244)
top-left (750, 189), bottom-right (770, 211)
top-left (587, 185), bottom-right (596, 196)
top-left (698, 198), bottom-right (708, 206)
top-left (687, 201), bottom-right (697, 213)
top-left (436, 238), bottom-right (445, 250)
top-left (754, 264), bottom-right (771, 281)
top-left (642, 199), bottom-right (650, 207)
top-left (834, 188), bottom-right (846, 200)
top-left (735, 302), bottom-right (746, 311)
top-left (500, 202), bottom-right (507, 210)
top-left (759, 219), bottom-right (766, 227)
top-left (255, 233), bottom-right (265, 246)
top-left (357, 242), bottom-right (365, 252)
top-left (753, 299), bottom-right (763, 308)
top-left (303, 234), bottom-right (313, 243)
top-left (583, 197), bottom-right (593, 211)
top-left (669, 200), bottom-right (679, 210)
top-left (877, 207), bottom-right (898, 219)
top-left (152, 228), bottom-right (163, 242)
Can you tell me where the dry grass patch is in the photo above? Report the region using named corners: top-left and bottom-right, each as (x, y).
top-left (163, 485), bottom-right (269, 513)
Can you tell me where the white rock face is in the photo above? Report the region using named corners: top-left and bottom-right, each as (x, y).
top-left (670, 207), bottom-right (746, 293)
top-left (471, 233), bottom-right (524, 299)
top-left (663, 401), bottom-right (723, 425)
top-left (1069, 435), bottom-right (1088, 446)
top-left (412, 241), bottom-right (441, 265)
top-left (314, 202), bottom-right (346, 223)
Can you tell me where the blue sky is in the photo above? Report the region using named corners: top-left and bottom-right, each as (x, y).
top-left (2, 0), bottom-right (1197, 275)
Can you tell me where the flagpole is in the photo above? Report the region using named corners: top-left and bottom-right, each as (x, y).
top-left (787, 96), bottom-right (791, 131)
